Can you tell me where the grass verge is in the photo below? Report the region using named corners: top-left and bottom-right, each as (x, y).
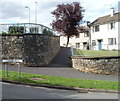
top-left (73, 48), bottom-right (120, 57)
top-left (0, 70), bottom-right (119, 91)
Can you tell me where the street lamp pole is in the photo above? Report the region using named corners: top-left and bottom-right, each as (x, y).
top-left (25, 6), bottom-right (30, 24)
top-left (35, 2), bottom-right (37, 24)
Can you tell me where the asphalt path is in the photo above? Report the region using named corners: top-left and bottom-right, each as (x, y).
top-left (2, 82), bottom-right (118, 99)
top-left (2, 65), bottom-right (118, 81)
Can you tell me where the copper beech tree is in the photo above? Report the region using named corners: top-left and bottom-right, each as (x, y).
top-left (51, 2), bottom-right (84, 47)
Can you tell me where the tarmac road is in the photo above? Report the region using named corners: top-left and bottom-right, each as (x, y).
top-left (2, 65), bottom-right (118, 81)
top-left (2, 82), bottom-right (118, 99)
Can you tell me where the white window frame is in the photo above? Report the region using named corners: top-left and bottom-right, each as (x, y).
top-left (108, 22), bottom-right (115, 30)
top-left (110, 22), bottom-right (115, 30)
top-left (76, 43), bottom-right (80, 48)
top-left (92, 40), bottom-right (96, 46)
top-left (84, 31), bottom-right (89, 37)
top-left (108, 38), bottom-right (116, 45)
top-left (95, 25), bottom-right (99, 32)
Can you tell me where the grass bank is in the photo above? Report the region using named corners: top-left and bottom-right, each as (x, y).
top-left (73, 48), bottom-right (120, 57)
top-left (1, 70), bottom-right (119, 91)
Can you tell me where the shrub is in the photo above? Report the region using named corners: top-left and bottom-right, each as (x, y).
top-left (43, 28), bottom-right (53, 36)
top-left (8, 26), bottom-right (24, 34)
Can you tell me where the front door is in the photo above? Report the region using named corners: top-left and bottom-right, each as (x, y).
top-left (98, 40), bottom-right (102, 50)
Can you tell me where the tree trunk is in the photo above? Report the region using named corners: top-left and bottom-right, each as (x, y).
top-left (66, 35), bottom-right (70, 47)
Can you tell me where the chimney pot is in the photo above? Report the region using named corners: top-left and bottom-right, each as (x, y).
top-left (111, 7), bottom-right (115, 16)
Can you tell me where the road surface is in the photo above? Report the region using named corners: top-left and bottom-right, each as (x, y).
top-left (2, 82), bottom-right (118, 99)
top-left (2, 65), bottom-right (118, 81)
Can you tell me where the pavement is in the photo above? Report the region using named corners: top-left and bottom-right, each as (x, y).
top-left (2, 64), bottom-right (118, 81)
top-left (2, 64), bottom-right (119, 93)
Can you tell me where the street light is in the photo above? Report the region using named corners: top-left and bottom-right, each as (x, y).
top-left (25, 6), bottom-right (30, 24)
top-left (35, 2), bottom-right (37, 24)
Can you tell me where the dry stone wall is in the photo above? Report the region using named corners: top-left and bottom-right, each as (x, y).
top-left (71, 56), bottom-right (120, 75)
top-left (2, 34), bottom-right (60, 66)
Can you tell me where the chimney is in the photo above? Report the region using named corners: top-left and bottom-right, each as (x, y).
top-left (82, 21), bottom-right (90, 26)
top-left (110, 7), bottom-right (115, 17)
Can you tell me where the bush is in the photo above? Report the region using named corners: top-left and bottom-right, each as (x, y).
top-left (43, 28), bottom-right (53, 36)
top-left (2, 31), bottom-right (7, 34)
top-left (8, 26), bottom-right (24, 34)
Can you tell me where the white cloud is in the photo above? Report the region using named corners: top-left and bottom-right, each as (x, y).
top-left (0, 0), bottom-right (119, 28)
top-left (81, 0), bottom-right (119, 22)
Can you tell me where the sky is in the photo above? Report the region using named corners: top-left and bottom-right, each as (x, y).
top-left (0, 0), bottom-right (120, 28)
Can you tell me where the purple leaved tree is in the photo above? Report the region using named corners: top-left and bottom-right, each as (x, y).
top-left (51, 2), bottom-right (84, 47)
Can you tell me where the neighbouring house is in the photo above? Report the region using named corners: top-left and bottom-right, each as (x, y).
top-left (60, 22), bottom-right (90, 50)
top-left (90, 8), bottom-right (120, 50)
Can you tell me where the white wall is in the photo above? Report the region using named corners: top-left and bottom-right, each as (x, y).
top-left (60, 32), bottom-right (89, 49)
top-left (91, 21), bottom-right (119, 50)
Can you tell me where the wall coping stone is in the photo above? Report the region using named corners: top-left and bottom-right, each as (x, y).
top-left (71, 56), bottom-right (120, 59)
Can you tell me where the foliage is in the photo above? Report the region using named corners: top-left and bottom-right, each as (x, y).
top-left (51, 2), bottom-right (84, 46)
top-left (43, 28), bottom-right (53, 36)
top-left (43, 28), bottom-right (48, 34)
top-left (1, 70), bottom-right (119, 90)
top-left (8, 26), bottom-right (24, 34)
top-left (2, 31), bottom-right (7, 34)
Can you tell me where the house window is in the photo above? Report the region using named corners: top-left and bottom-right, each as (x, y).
top-left (108, 38), bottom-right (116, 45)
top-left (95, 25), bottom-right (99, 32)
top-left (110, 22), bottom-right (115, 30)
top-left (76, 34), bottom-right (80, 38)
top-left (30, 27), bottom-right (39, 33)
top-left (84, 31), bottom-right (89, 37)
top-left (76, 43), bottom-right (80, 48)
top-left (92, 40), bottom-right (96, 46)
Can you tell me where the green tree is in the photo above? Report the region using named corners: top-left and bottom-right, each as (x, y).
top-left (47, 30), bottom-right (53, 36)
top-left (43, 28), bottom-right (53, 36)
top-left (8, 26), bottom-right (24, 34)
top-left (2, 31), bottom-right (7, 34)
top-left (43, 28), bottom-right (48, 35)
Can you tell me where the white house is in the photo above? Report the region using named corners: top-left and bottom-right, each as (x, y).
top-left (90, 9), bottom-right (120, 50)
top-left (60, 22), bottom-right (90, 50)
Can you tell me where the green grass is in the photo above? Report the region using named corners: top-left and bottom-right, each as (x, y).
top-left (73, 48), bottom-right (120, 57)
top-left (1, 70), bottom-right (119, 91)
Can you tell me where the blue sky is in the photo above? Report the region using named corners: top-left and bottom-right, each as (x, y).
top-left (0, 0), bottom-right (119, 28)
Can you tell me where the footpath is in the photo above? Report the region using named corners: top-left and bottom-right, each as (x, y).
top-left (2, 65), bottom-right (119, 93)
top-left (2, 65), bottom-right (118, 81)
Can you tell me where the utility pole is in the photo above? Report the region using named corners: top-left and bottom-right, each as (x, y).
top-left (35, 2), bottom-right (37, 24)
top-left (25, 6), bottom-right (30, 24)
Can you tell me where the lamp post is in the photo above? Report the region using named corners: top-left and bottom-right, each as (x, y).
top-left (25, 6), bottom-right (30, 24)
top-left (35, 2), bottom-right (37, 24)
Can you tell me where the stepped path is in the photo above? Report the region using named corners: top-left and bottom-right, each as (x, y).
top-left (47, 47), bottom-right (72, 67)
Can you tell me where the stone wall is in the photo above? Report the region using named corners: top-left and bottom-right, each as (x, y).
top-left (71, 56), bottom-right (120, 75)
top-left (2, 34), bottom-right (60, 66)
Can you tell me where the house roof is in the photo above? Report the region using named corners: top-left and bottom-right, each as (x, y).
top-left (90, 12), bottom-right (120, 26)
top-left (78, 26), bottom-right (89, 33)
